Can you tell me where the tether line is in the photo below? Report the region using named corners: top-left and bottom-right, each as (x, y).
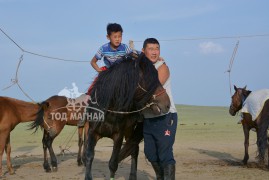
top-left (0, 27), bottom-right (88, 63)
top-left (225, 40), bottom-right (240, 96)
top-left (2, 55), bottom-right (37, 103)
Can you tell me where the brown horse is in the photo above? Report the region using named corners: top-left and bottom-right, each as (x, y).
top-left (29, 94), bottom-right (89, 172)
top-left (0, 96), bottom-right (47, 177)
top-left (229, 85), bottom-right (269, 167)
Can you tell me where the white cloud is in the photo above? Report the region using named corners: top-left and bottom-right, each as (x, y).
top-left (199, 41), bottom-right (224, 54)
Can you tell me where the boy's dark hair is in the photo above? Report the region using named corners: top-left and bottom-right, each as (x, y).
top-left (107, 23), bottom-right (123, 35)
top-left (143, 38), bottom-right (160, 49)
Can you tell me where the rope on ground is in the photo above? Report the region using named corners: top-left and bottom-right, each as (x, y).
top-left (225, 40), bottom-right (240, 96)
top-left (59, 127), bottom-right (78, 156)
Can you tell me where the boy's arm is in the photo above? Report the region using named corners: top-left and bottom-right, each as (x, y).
top-left (90, 56), bottom-right (102, 72)
top-left (158, 63), bottom-right (170, 85)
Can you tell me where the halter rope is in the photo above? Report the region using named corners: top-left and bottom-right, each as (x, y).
top-left (104, 84), bottom-right (166, 114)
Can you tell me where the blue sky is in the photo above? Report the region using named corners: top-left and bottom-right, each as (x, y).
top-left (1, 0), bottom-right (269, 106)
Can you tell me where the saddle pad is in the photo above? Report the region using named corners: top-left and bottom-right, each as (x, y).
top-left (241, 89), bottom-right (269, 120)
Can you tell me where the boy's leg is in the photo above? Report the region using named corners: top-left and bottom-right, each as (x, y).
top-left (78, 66), bottom-right (107, 127)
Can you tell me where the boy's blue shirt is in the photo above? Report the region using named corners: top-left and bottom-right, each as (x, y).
top-left (95, 43), bottom-right (132, 68)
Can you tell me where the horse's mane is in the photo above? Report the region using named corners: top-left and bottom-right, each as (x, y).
top-left (90, 53), bottom-right (160, 112)
top-left (237, 87), bottom-right (252, 100)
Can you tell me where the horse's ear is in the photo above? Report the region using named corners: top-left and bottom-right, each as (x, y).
top-left (234, 85), bottom-right (237, 91)
top-left (243, 85), bottom-right (247, 90)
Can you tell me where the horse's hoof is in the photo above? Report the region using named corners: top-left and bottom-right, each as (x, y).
top-left (7, 166), bottom-right (15, 175)
top-left (9, 169), bottom-right (15, 175)
top-left (129, 174), bottom-right (137, 180)
top-left (45, 168), bottom-right (52, 173)
top-left (77, 160), bottom-right (83, 166)
top-left (257, 162), bottom-right (266, 169)
top-left (52, 167), bottom-right (58, 172)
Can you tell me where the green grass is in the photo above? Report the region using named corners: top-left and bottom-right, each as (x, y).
top-left (9, 104), bottom-right (244, 153)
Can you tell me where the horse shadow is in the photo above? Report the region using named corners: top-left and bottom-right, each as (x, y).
top-left (190, 148), bottom-right (242, 166)
top-left (75, 157), bottom-right (154, 180)
top-left (1, 151), bottom-right (78, 177)
top-left (190, 148), bottom-right (269, 170)
top-left (13, 145), bottom-right (39, 152)
top-left (3, 152), bottom-right (153, 179)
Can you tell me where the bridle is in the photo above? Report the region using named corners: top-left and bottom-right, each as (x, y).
top-left (137, 84), bottom-right (166, 100)
top-left (105, 84), bottom-right (166, 114)
top-left (230, 89), bottom-right (246, 113)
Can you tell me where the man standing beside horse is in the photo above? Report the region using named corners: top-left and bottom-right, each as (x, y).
top-left (142, 38), bottom-right (178, 180)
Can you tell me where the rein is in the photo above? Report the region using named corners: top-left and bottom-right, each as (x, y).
top-left (105, 84), bottom-right (166, 114)
top-left (138, 84), bottom-right (166, 99)
top-left (106, 102), bottom-right (155, 114)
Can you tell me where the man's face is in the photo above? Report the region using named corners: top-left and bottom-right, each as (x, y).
top-left (107, 31), bottom-right (122, 48)
top-left (142, 43), bottom-right (160, 63)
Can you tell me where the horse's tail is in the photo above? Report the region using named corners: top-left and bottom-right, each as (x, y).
top-left (28, 101), bottom-right (49, 133)
top-left (118, 122), bottom-right (144, 162)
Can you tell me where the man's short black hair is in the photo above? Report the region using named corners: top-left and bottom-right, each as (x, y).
top-left (143, 38), bottom-right (160, 49)
top-left (107, 23), bottom-right (123, 35)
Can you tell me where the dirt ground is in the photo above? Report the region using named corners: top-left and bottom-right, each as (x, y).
top-left (1, 105), bottom-right (269, 180)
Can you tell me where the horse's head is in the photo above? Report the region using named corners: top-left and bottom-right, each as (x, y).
top-left (229, 85), bottom-right (251, 116)
top-left (135, 53), bottom-right (170, 115)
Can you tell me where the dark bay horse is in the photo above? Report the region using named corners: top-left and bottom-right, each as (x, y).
top-left (84, 53), bottom-right (170, 180)
top-left (229, 85), bottom-right (269, 167)
top-left (0, 96), bottom-right (47, 177)
top-left (29, 94), bottom-right (90, 172)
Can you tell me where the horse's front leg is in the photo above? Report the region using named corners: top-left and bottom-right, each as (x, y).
top-left (46, 133), bottom-right (58, 172)
top-left (129, 144), bottom-right (139, 180)
top-left (42, 131), bottom-right (51, 172)
top-left (242, 123), bottom-right (250, 165)
top-left (77, 126), bottom-right (84, 166)
top-left (85, 129), bottom-right (98, 180)
top-left (109, 134), bottom-right (124, 180)
top-left (0, 131), bottom-right (7, 177)
top-left (5, 134), bottom-right (14, 175)
top-left (82, 121), bottom-right (89, 166)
